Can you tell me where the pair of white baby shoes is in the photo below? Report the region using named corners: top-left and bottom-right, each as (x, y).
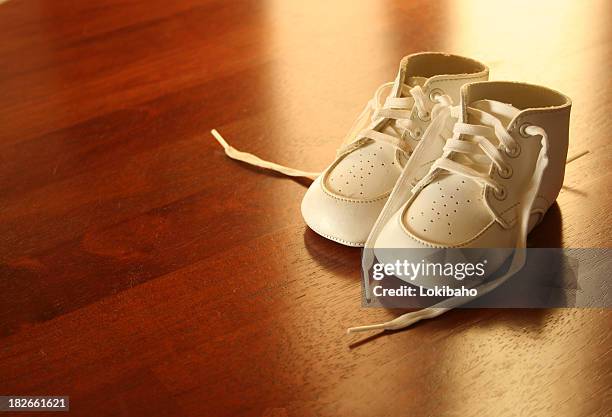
top-left (212, 52), bottom-right (575, 332)
top-left (301, 52), bottom-right (571, 254)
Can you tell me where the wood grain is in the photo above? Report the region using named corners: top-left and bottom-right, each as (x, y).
top-left (0, 0), bottom-right (610, 416)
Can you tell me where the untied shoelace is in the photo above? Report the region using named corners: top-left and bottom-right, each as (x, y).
top-left (211, 83), bottom-right (451, 178)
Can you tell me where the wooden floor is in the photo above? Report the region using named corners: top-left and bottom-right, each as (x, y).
top-left (0, 1), bottom-right (610, 416)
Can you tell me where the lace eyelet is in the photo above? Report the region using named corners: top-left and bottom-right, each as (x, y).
top-left (519, 123), bottom-right (531, 138)
top-left (505, 142), bottom-right (521, 158)
top-left (429, 88), bottom-right (444, 102)
top-left (493, 185), bottom-right (507, 200)
top-left (498, 165), bottom-right (513, 179)
top-left (417, 111), bottom-right (430, 122)
top-left (409, 128), bottom-right (422, 140)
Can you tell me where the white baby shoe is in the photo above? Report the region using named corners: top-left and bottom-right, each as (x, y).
top-left (301, 52), bottom-right (489, 246)
top-left (374, 81), bottom-right (571, 252)
top-left (350, 81), bottom-right (573, 333)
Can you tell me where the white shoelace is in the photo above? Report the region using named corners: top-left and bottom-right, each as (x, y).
top-left (211, 83), bottom-right (450, 179)
top-left (348, 110), bottom-right (588, 334)
top-left (336, 83), bottom-right (451, 156)
top-left (210, 129), bottom-right (320, 180)
top-left (429, 107), bottom-right (518, 197)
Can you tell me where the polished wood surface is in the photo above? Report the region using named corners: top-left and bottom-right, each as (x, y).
top-left (0, 1), bottom-right (610, 416)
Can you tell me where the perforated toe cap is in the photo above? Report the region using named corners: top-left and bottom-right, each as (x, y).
top-left (374, 204), bottom-right (431, 249)
top-left (403, 175), bottom-right (493, 246)
top-left (326, 142), bottom-right (402, 199)
top-left (301, 176), bottom-right (387, 246)
top-left (373, 206), bottom-right (489, 289)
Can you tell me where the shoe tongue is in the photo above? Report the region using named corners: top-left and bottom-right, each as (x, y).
top-left (468, 99), bottom-right (520, 130)
top-left (449, 99), bottom-right (521, 177)
top-left (378, 70), bottom-right (430, 160)
top-left (394, 56), bottom-right (429, 97)
top-left (405, 76), bottom-right (428, 88)
top-left (458, 99), bottom-right (520, 149)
